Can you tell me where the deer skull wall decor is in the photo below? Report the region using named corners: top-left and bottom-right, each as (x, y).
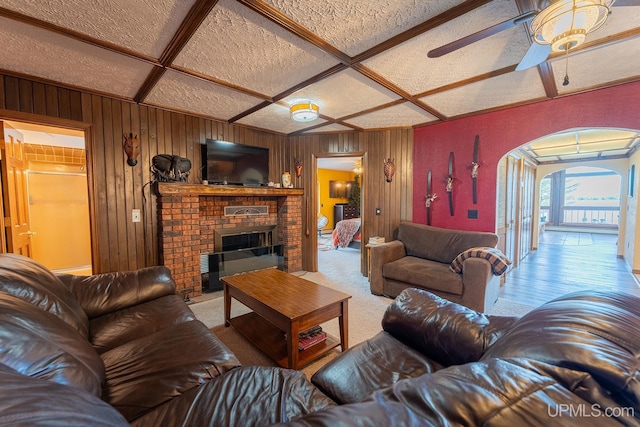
top-left (383, 158), bottom-right (395, 183)
top-left (123, 133), bottom-right (140, 166)
top-left (294, 158), bottom-right (303, 178)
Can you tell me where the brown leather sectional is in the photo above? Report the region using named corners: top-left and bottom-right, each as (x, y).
top-left (1, 252), bottom-right (639, 426)
top-left (0, 253), bottom-right (333, 426)
top-left (285, 288), bottom-right (640, 426)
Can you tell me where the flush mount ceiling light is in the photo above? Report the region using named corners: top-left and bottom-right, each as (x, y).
top-left (290, 101), bottom-right (319, 122)
top-left (531, 0), bottom-right (614, 53)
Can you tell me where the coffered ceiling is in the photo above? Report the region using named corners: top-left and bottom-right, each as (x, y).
top-left (0, 0), bottom-right (639, 143)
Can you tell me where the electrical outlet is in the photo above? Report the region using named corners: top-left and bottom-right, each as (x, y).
top-left (132, 209), bottom-right (141, 223)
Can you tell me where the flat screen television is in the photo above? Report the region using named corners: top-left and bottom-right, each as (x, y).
top-left (201, 140), bottom-right (269, 186)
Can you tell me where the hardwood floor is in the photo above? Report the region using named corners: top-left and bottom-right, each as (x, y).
top-left (499, 231), bottom-right (640, 307)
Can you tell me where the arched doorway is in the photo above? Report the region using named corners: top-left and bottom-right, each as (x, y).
top-left (496, 127), bottom-right (634, 278)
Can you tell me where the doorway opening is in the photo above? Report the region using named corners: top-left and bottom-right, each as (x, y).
top-left (497, 127), bottom-right (634, 284)
top-left (2, 120), bottom-right (92, 275)
top-left (539, 166), bottom-right (621, 233)
top-left (316, 155), bottom-right (363, 272)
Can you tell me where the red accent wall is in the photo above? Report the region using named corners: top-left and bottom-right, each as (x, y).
top-left (413, 80), bottom-right (640, 232)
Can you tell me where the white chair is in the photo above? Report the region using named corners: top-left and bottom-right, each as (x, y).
top-left (317, 214), bottom-right (328, 239)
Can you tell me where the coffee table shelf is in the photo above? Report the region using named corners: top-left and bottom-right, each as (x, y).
top-left (229, 312), bottom-right (340, 368)
top-left (222, 268), bottom-right (350, 370)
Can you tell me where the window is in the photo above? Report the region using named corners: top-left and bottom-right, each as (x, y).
top-left (541, 166), bottom-right (621, 227)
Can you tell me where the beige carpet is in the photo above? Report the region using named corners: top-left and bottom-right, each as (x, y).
top-left (190, 247), bottom-right (536, 378)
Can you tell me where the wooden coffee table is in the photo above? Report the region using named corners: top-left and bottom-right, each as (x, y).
top-left (222, 268), bottom-right (351, 370)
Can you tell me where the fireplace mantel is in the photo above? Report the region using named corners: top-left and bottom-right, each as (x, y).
top-left (157, 182), bottom-right (303, 197)
top-left (156, 182), bottom-right (304, 298)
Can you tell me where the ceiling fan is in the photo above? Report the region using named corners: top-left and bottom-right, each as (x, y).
top-left (428, 0), bottom-right (629, 72)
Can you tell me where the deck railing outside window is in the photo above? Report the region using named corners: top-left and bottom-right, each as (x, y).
top-left (540, 206), bottom-right (619, 227)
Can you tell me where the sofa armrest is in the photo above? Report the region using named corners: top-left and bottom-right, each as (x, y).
top-left (369, 241), bottom-right (405, 295)
top-left (460, 257), bottom-right (499, 312)
top-left (381, 288), bottom-right (515, 366)
top-left (58, 266), bottom-right (177, 319)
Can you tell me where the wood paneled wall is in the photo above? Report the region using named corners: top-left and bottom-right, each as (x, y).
top-left (289, 128), bottom-right (413, 274)
top-left (0, 73), bottom-right (412, 275)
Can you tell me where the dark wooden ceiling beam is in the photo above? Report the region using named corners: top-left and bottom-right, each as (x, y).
top-left (236, 0), bottom-right (491, 125)
top-left (352, 64), bottom-right (447, 121)
top-left (227, 101), bottom-right (272, 124)
top-left (227, 64), bottom-right (347, 124)
top-left (237, 0), bottom-right (352, 65)
top-left (537, 62), bottom-right (559, 99)
top-left (336, 99), bottom-right (406, 122)
top-left (530, 27), bottom-right (640, 101)
top-left (513, 0), bottom-right (558, 99)
top-left (415, 65), bottom-right (517, 99)
top-left (171, 65), bottom-right (272, 100)
top-left (271, 64), bottom-right (348, 103)
top-left (135, 0), bottom-right (219, 103)
top-left (158, 0), bottom-right (220, 65)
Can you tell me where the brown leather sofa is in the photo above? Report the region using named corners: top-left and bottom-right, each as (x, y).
top-left (369, 222), bottom-right (504, 311)
top-left (281, 288), bottom-right (640, 426)
top-left (0, 253), bottom-right (334, 426)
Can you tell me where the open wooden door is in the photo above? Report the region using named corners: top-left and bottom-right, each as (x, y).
top-left (504, 155), bottom-right (519, 270)
top-left (0, 121), bottom-right (33, 256)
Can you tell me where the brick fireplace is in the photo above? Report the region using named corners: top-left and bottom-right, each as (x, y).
top-left (156, 183), bottom-right (304, 298)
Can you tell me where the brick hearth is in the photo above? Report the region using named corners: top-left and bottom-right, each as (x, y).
top-left (156, 183), bottom-right (303, 297)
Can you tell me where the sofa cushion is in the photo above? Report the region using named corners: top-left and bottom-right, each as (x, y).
top-left (279, 358), bottom-right (626, 427)
top-left (0, 363), bottom-right (129, 427)
top-left (382, 256), bottom-right (463, 295)
top-left (101, 319), bottom-right (241, 421)
top-left (0, 253), bottom-right (89, 337)
top-left (397, 222), bottom-right (498, 264)
top-left (450, 246), bottom-right (512, 275)
top-left (0, 293), bottom-right (105, 397)
top-left (382, 289), bottom-right (514, 366)
top-left (130, 367), bottom-right (335, 426)
top-left (482, 290), bottom-right (640, 412)
top-left (89, 294), bottom-right (197, 354)
top-left (60, 266), bottom-right (177, 319)
top-left (311, 331), bottom-right (443, 404)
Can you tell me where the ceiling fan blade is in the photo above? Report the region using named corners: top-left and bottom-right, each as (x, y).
top-left (428, 10), bottom-right (538, 58)
top-left (515, 42), bottom-right (551, 71)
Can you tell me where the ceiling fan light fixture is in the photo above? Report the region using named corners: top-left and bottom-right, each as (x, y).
top-left (531, 0), bottom-right (614, 52)
top-left (290, 101), bottom-right (319, 122)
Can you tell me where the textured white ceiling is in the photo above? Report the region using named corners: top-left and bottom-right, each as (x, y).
top-left (236, 102), bottom-right (329, 134)
top-left (283, 68), bottom-right (400, 119)
top-left (145, 70), bottom-right (264, 121)
top-left (362, 0), bottom-right (528, 94)
top-left (173, 0), bottom-right (340, 97)
top-left (0, 17), bottom-right (153, 97)
top-left (262, 0), bottom-right (466, 56)
top-left (0, 0), bottom-right (196, 57)
top-left (304, 123), bottom-right (354, 133)
top-left (419, 67), bottom-right (546, 117)
top-left (0, 0), bottom-right (638, 142)
top-left (344, 102), bottom-right (437, 129)
top-left (551, 37), bottom-right (640, 95)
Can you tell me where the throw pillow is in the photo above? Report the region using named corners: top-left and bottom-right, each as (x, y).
top-left (450, 247), bottom-right (512, 276)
